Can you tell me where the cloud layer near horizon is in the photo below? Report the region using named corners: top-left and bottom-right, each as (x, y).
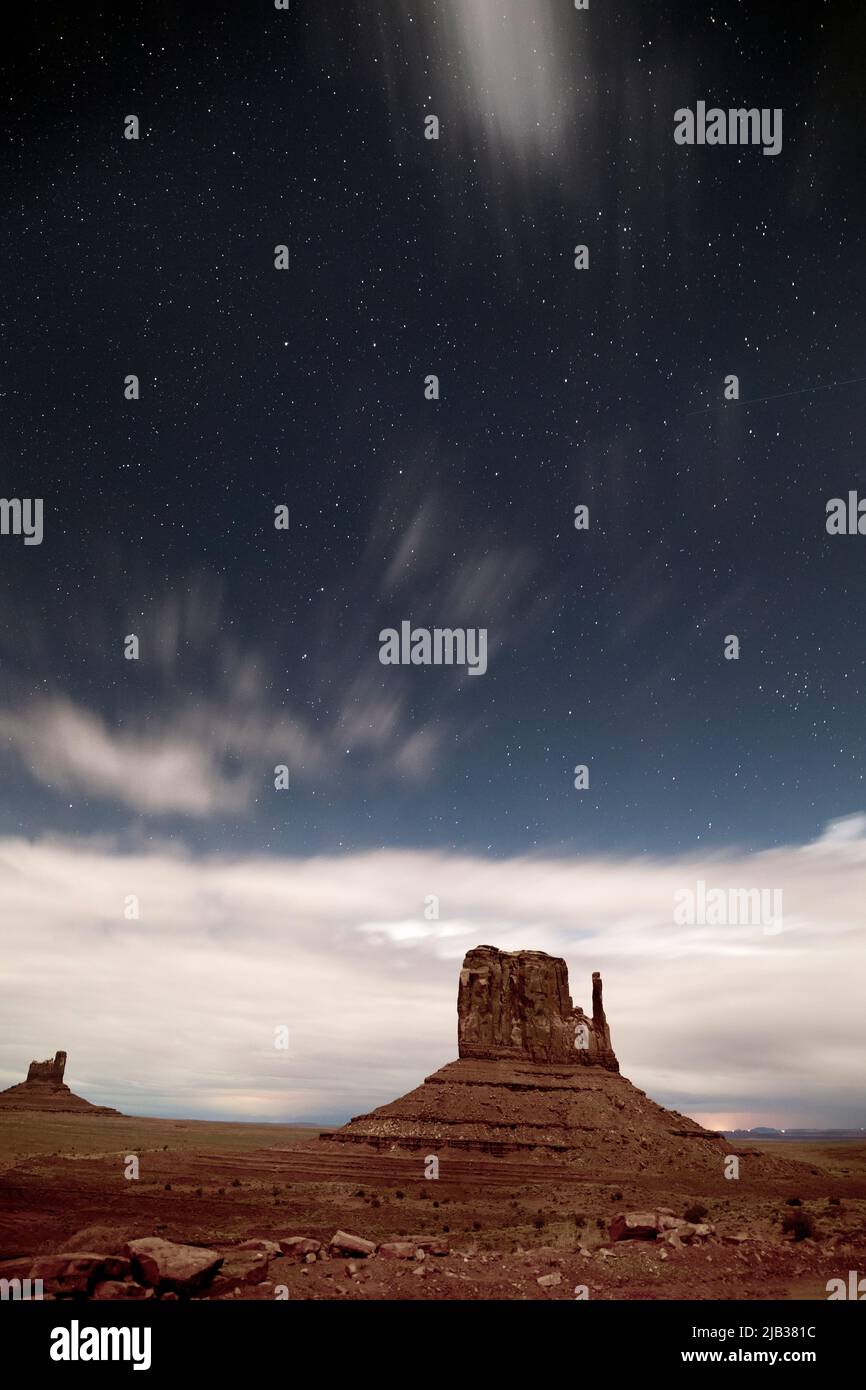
top-left (1, 816), bottom-right (864, 1128)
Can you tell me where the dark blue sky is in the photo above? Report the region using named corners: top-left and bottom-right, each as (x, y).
top-left (1, 0), bottom-right (864, 859)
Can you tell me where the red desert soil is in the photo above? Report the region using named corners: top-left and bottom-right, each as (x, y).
top-left (1, 1113), bottom-right (864, 1300)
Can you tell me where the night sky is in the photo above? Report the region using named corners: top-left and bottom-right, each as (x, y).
top-left (0, 3), bottom-right (864, 1124)
top-left (1, 0), bottom-right (863, 858)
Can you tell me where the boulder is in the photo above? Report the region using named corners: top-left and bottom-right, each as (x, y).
top-left (62, 1226), bottom-right (146, 1254)
top-left (378, 1242), bottom-right (418, 1260)
top-left (91, 1280), bottom-right (153, 1300)
top-left (657, 1213), bottom-right (683, 1232)
top-left (329, 1231), bottom-right (376, 1257)
top-left (238, 1239), bottom-right (281, 1256)
top-left (30, 1252), bottom-right (129, 1295)
top-left (278, 1236), bottom-right (322, 1258)
top-left (610, 1212), bottom-right (661, 1241)
top-left (209, 1251), bottom-right (270, 1294)
top-left (685, 1223), bottom-right (715, 1242)
top-left (124, 1238), bottom-right (222, 1294)
top-left (405, 1235), bottom-right (449, 1255)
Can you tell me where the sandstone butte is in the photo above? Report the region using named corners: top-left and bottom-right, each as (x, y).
top-left (320, 945), bottom-right (738, 1174)
top-left (0, 1050), bottom-right (119, 1115)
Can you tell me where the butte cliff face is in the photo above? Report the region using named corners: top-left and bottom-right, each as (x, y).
top-left (25, 1050), bottom-right (69, 1088)
top-left (0, 1051), bottom-right (120, 1115)
top-left (458, 945), bottom-right (618, 1069)
top-left (321, 946), bottom-right (726, 1172)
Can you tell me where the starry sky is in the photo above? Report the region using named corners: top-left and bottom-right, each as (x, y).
top-left (0, 2), bottom-right (864, 1126)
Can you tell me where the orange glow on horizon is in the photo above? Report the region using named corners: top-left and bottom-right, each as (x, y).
top-left (690, 1113), bottom-right (793, 1132)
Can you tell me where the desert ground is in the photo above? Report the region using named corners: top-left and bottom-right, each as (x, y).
top-left (1, 1112), bottom-right (865, 1300)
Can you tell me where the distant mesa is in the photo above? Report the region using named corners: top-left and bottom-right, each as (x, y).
top-left (320, 945), bottom-right (755, 1173)
top-left (0, 1050), bottom-right (120, 1115)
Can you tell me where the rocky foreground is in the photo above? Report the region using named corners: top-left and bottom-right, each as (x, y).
top-left (4, 1202), bottom-right (863, 1302)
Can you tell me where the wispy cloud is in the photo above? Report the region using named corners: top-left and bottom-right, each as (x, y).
top-left (0, 697), bottom-right (325, 817)
top-left (0, 473), bottom-right (545, 815)
top-left (356, 0), bottom-right (596, 181)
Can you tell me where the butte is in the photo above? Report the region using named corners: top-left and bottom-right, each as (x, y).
top-left (319, 945), bottom-right (735, 1175)
top-left (0, 1051), bottom-right (120, 1116)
